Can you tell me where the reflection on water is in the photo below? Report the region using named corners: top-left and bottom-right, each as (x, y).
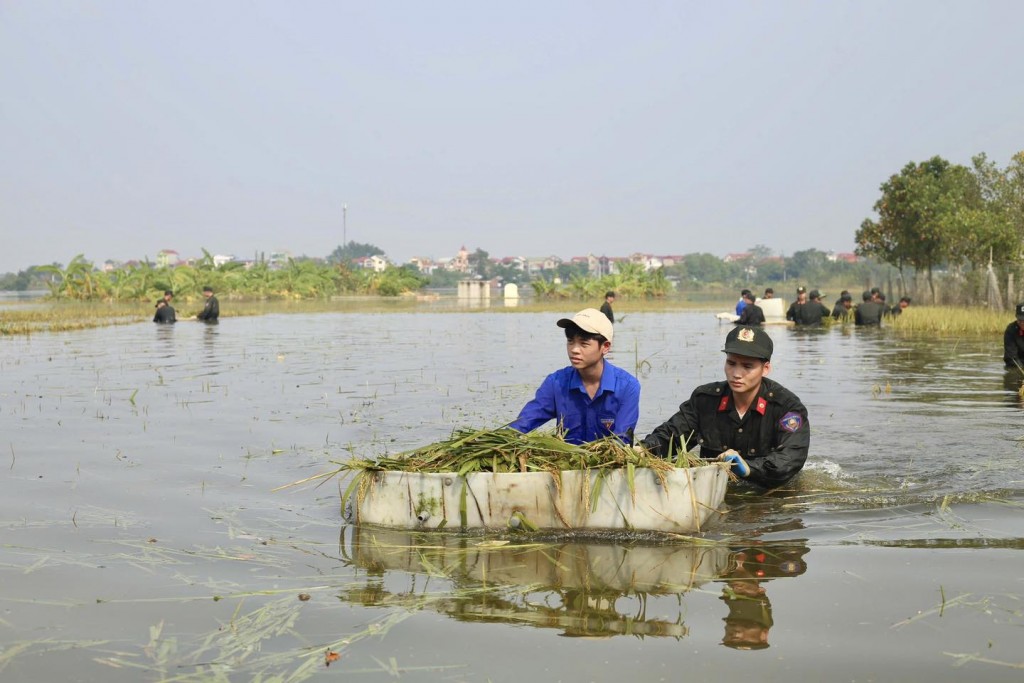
top-left (342, 526), bottom-right (808, 645)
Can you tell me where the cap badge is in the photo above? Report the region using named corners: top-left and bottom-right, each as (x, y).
top-left (738, 328), bottom-right (755, 343)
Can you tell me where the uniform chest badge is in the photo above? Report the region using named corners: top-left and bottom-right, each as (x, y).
top-left (601, 418), bottom-right (615, 430)
top-left (779, 412), bottom-right (803, 432)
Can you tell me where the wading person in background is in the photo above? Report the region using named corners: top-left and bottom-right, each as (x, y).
top-left (196, 286), bottom-right (219, 323)
top-left (832, 291), bottom-right (853, 320)
top-left (735, 289), bottom-right (752, 316)
top-left (888, 296), bottom-right (911, 317)
top-left (638, 326), bottom-right (809, 489)
top-left (735, 291), bottom-right (765, 326)
top-left (800, 289), bottom-right (830, 326)
top-left (785, 287), bottom-right (807, 324)
top-left (1004, 303), bottom-right (1024, 368)
top-left (600, 291), bottom-right (616, 324)
top-left (854, 290), bottom-right (884, 326)
top-left (153, 299), bottom-right (176, 323)
top-left (510, 308), bottom-right (640, 445)
top-left (762, 287), bottom-right (774, 300)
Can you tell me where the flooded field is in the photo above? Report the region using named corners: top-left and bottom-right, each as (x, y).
top-left (2, 307), bottom-right (1022, 681)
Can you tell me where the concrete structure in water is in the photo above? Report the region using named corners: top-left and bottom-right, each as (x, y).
top-left (458, 279), bottom-right (491, 300)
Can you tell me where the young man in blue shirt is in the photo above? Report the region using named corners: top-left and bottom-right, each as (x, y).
top-left (510, 308), bottom-right (641, 445)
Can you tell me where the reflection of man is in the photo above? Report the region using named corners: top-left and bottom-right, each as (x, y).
top-left (722, 591), bottom-right (772, 650)
top-left (720, 550), bottom-right (773, 649)
top-left (719, 545), bottom-right (809, 650)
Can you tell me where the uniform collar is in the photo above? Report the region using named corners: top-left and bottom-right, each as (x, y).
top-left (717, 382), bottom-right (769, 416)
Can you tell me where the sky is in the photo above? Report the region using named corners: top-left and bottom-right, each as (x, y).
top-left (1, 1), bottom-right (1023, 274)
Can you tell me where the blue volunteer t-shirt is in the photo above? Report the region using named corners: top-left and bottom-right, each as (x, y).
top-left (510, 360), bottom-right (641, 444)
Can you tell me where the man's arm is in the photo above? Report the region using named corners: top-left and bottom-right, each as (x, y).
top-left (640, 396), bottom-right (700, 459)
top-left (745, 408), bottom-right (810, 488)
top-left (509, 375), bottom-right (557, 433)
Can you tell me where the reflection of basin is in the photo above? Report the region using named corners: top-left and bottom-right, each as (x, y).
top-left (341, 528), bottom-right (810, 641)
top-left (343, 527), bottom-right (733, 639)
top-left (352, 464), bottom-right (729, 534)
top-left (348, 527), bottom-right (731, 594)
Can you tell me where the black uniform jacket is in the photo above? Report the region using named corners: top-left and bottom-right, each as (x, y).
top-left (153, 305), bottom-right (176, 323)
top-left (197, 296), bottom-right (220, 322)
top-left (641, 377), bottom-right (809, 489)
top-left (736, 304), bottom-right (765, 326)
top-left (1004, 322), bottom-right (1024, 367)
top-left (854, 301), bottom-right (884, 325)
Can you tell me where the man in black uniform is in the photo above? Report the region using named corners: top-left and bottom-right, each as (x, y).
top-left (854, 290), bottom-right (884, 326)
top-left (599, 291), bottom-right (615, 324)
top-left (801, 290), bottom-right (830, 325)
top-left (1004, 303), bottom-right (1024, 368)
top-left (639, 326), bottom-right (809, 489)
top-left (832, 291), bottom-right (853, 320)
top-left (196, 286), bottom-right (220, 323)
top-left (153, 299), bottom-right (176, 323)
top-left (735, 291), bottom-right (765, 326)
top-left (785, 286), bottom-right (807, 324)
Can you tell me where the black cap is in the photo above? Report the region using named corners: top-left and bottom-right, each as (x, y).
top-left (796, 286), bottom-right (806, 294)
top-left (203, 286), bottom-right (214, 293)
top-left (723, 326), bottom-right (773, 360)
top-left (1016, 303), bottom-right (1024, 320)
top-left (808, 289), bottom-right (822, 300)
top-left (841, 293), bottom-right (852, 302)
top-left (862, 290), bottom-right (872, 301)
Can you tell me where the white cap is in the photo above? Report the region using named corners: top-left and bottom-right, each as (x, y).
top-left (557, 308), bottom-right (613, 343)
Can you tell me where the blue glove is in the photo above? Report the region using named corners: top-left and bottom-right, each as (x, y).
top-left (721, 453), bottom-right (750, 478)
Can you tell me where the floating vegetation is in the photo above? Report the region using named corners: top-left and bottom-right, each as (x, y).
top-left (285, 427), bottom-right (707, 488)
top-left (277, 428), bottom-right (718, 534)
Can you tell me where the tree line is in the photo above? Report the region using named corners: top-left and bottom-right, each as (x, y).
top-left (31, 250), bottom-right (427, 301)
top-left (9, 245), bottom-right (893, 302)
top-left (856, 152), bottom-right (1024, 306)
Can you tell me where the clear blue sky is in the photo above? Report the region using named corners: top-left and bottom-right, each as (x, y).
top-left (2, 1), bottom-right (1022, 274)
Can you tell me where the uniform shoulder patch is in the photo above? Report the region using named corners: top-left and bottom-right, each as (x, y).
top-left (779, 412), bottom-right (803, 432)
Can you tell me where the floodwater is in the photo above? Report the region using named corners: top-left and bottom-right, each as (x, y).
top-left (1, 307), bottom-right (1022, 682)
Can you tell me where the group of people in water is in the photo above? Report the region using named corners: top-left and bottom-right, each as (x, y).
top-left (735, 286), bottom-right (911, 327)
top-left (152, 287), bottom-right (220, 324)
top-left (505, 287), bottom-right (1023, 492)
top-left (509, 307), bottom-right (809, 489)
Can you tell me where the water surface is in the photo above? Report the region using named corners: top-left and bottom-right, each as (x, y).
top-left (1, 309), bottom-right (1022, 681)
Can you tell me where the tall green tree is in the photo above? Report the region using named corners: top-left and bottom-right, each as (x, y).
top-left (856, 156), bottom-right (978, 302)
top-left (972, 151), bottom-right (1024, 265)
top-left (467, 248), bottom-right (491, 279)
